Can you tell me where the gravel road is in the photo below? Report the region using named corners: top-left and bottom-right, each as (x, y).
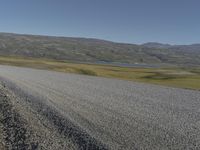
top-left (0, 65), bottom-right (200, 150)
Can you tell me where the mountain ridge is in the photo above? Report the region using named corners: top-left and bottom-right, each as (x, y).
top-left (0, 32), bottom-right (199, 66)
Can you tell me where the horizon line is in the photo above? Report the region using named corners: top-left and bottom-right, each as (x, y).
top-left (0, 31), bottom-right (199, 46)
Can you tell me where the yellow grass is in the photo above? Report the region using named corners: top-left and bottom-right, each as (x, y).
top-left (0, 55), bottom-right (199, 90)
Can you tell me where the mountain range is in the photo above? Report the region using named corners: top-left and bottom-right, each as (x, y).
top-left (0, 32), bottom-right (199, 66)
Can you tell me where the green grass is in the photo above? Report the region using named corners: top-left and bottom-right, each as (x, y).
top-left (0, 55), bottom-right (199, 90)
top-left (76, 69), bottom-right (97, 76)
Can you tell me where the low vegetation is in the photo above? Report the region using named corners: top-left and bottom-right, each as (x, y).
top-left (0, 56), bottom-right (199, 90)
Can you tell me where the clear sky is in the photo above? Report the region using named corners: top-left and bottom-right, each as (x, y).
top-left (0, 0), bottom-right (199, 44)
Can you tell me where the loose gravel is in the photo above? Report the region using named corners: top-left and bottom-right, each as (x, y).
top-left (0, 65), bottom-right (200, 150)
top-left (0, 84), bottom-right (78, 150)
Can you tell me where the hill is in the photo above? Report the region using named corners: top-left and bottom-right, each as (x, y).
top-left (0, 32), bottom-right (200, 66)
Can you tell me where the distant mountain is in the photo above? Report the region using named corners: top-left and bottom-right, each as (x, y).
top-left (169, 44), bottom-right (200, 54)
top-left (142, 42), bottom-right (200, 54)
top-left (142, 42), bottom-right (172, 49)
top-left (0, 32), bottom-right (200, 66)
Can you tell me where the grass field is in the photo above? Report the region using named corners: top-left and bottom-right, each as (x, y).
top-left (0, 55), bottom-right (199, 90)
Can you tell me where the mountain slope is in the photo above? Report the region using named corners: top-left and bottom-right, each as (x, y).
top-left (0, 32), bottom-right (199, 65)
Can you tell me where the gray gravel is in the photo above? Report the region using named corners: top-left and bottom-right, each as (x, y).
top-left (0, 65), bottom-right (200, 150)
top-left (0, 84), bottom-right (78, 150)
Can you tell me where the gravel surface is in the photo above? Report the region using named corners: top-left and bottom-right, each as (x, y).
top-left (0, 65), bottom-right (200, 150)
top-left (0, 84), bottom-right (78, 150)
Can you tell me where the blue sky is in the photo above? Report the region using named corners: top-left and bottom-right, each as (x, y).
top-left (0, 0), bottom-right (199, 44)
